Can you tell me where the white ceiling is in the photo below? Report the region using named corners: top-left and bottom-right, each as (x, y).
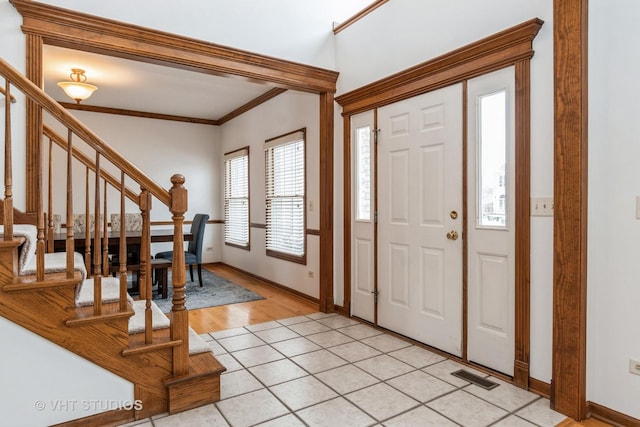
top-left (43, 44), bottom-right (281, 121)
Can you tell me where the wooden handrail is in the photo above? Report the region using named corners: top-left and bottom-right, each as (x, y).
top-left (0, 57), bottom-right (171, 207)
top-left (43, 124), bottom-right (139, 203)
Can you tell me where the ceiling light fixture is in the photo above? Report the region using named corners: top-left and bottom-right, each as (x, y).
top-left (57, 68), bottom-right (98, 104)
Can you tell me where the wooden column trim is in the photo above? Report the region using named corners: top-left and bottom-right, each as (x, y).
top-left (514, 60), bottom-right (531, 388)
top-left (552, 0), bottom-right (588, 420)
top-left (25, 32), bottom-right (42, 213)
top-left (319, 92), bottom-right (334, 312)
top-left (342, 115), bottom-right (351, 316)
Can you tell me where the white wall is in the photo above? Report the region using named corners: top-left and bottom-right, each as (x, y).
top-left (44, 111), bottom-right (222, 263)
top-left (333, 0), bottom-right (555, 384)
top-left (0, 317), bottom-right (134, 427)
top-left (18, 0), bottom-right (370, 70)
top-left (588, 0), bottom-right (640, 419)
top-left (220, 91), bottom-right (320, 298)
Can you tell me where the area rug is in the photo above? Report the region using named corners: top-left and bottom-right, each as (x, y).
top-left (152, 269), bottom-right (264, 312)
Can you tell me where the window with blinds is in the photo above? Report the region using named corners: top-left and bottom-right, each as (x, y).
top-left (224, 147), bottom-right (250, 249)
top-left (265, 129), bottom-right (306, 262)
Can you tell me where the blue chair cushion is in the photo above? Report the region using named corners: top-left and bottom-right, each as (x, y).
top-left (155, 250), bottom-right (197, 265)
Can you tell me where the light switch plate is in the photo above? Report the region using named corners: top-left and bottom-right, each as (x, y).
top-left (531, 197), bottom-right (554, 216)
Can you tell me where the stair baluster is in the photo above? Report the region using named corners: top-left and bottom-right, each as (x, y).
top-left (46, 137), bottom-right (54, 253)
top-left (3, 80), bottom-right (13, 240)
top-left (93, 152), bottom-right (103, 315)
top-left (65, 129), bottom-right (75, 279)
top-left (119, 171), bottom-right (128, 312)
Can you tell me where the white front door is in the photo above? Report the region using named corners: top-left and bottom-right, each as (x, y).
top-left (466, 67), bottom-right (516, 374)
top-left (350, 110), bottom-right (376, 323)
top-left (377, 84), bottom-right (463, 356)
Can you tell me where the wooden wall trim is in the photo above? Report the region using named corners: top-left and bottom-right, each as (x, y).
top-left (60, 89), bottom-right (288, 126)
top-left (10, 0), bottom-right (339, 94)
top-left (218, 88), bottom-right (287, 125)
top-left (588, 402), bottom-right (640, 427)
top-left (552, 0), bottom-right (588, 420)
top-left (60, 102), bottom-right (220, 126)
top-left (333, 0), bottom-right (389, 35)
top-left (25, 32), bottom-right (42, 213)
top-left (529, 378), bottom-right (551, 399)
top-left (514, 60), bottom-right (532, 388)
top-left (342, 115), bottom-right (352, 316)
top-left (335, 18), bottom-right (543, 116)
top-left (319, 92), bottom-right (334, 312)
top-left (217, 262), bottom-right (320, 305)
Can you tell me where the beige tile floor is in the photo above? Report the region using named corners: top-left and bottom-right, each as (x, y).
top-left (121, 312), bottom-right (567, 427)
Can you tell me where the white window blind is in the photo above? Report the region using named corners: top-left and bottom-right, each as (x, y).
top-left (265, 130), bottom-right (305, 260)
top-left (224, 148), bottom-right (249, 247)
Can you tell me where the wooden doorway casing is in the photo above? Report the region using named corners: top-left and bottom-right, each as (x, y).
top-left (336, 18), bottom-right (543, 389)
top-left (10, 0), bottom-right (337, 312)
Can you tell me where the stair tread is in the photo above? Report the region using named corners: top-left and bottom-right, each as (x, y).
top-left (21, 251), bottom-right (87, 281)
top-left (67, 301), bottom-right (134, 327)
top-left (129, 299), bottom-right (170, 334)
top-left (76, 276), bottom-right (133, 307)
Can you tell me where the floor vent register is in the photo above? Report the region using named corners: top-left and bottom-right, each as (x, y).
top-left (451, 369), bottom-right (499, 390)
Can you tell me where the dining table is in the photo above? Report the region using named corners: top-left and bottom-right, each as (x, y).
top-left (52, 229), bottom-right (193, 294)
top-left (52, 228), bottom-right (193, 253)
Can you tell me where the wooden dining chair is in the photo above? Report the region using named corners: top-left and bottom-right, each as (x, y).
top-left (155, 213), bottom-right (209, 287)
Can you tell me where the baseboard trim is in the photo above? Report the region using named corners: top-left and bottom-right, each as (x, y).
top-left (50, 408), bottom-right (134, 427)
top-left (588, 401), bottom-right (640, 427)
top-left (215, 262), bottom-right (319, 306)
top-left (529, 377), bottom-right (551, 399)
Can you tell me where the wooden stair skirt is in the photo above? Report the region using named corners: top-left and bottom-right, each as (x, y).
top-left (0, 243), bottom-right (225, 421)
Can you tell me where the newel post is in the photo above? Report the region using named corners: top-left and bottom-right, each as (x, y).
top-left (169, 174), bottom-right (188, 375)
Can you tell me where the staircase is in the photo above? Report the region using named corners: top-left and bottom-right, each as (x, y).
top-left (0, 58), bottom-right (224, 424)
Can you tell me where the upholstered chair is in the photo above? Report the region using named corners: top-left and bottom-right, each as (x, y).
top-left (155, 213), bottom-right (209, 287)
top-left (72, 214), bottom-right (103, 234)
top-left (110, 213), bottom-right (143, 232)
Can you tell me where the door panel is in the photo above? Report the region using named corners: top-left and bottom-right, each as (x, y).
top-left (350, 111), bottom-right (376, 322)
top-left (377, 84), bottom-right (463, 356)
top-left (467, 67), bottom-right (516, 375)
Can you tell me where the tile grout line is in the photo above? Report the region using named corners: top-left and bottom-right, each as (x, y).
top-left (140, 313), bottom-right (561, 427)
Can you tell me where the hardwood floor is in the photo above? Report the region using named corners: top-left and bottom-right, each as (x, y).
top-left (557, 419), bottom-right (614, 427)
top-left (188, 263), bottom-right (318, 334)
top-left (188, 263), bottom-right (615, 427)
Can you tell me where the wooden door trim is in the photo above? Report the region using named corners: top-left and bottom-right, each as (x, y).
top-left (335, 18), bottom-right (543, 116)
top-left (552, 0), bottom-right (588, 420)
top-left (338, 18), bottom-right (542, 388)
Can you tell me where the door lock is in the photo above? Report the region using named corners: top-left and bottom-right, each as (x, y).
top-left (449, 210), bottom-right (458, 220)
top-left (446, 230), bottom-right (459, 240)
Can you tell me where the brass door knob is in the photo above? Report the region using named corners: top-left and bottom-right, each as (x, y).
top-left (446, 230), bottom-right (459, 240)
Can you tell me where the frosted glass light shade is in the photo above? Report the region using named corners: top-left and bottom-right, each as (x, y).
top-left (57, 81), bottom-right (98, 103)
top-left (57, 69), bottom-right (98, 103)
